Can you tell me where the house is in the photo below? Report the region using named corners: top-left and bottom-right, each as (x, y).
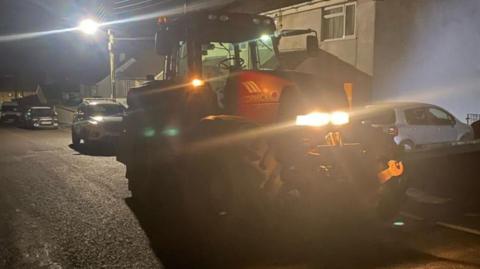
top-left (93, 50), bottom-right (164, 100)
top-left (264, 0), bottom-right (480, 120)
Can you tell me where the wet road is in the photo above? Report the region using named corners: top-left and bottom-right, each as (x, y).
top-left (1, 125), bottom-right (480, 268)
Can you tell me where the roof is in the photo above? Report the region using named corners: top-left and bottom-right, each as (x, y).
top-left (116, 50), bottom-right (164, 80)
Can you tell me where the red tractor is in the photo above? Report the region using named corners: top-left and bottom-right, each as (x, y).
top-left (117, 11), bottom-right (407, 247)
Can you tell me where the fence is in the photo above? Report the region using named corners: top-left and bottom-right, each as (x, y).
top-left (466, 114), bottom-right (480, 125)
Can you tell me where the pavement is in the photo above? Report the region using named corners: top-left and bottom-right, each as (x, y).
top-left (1, 124), bottom-right (480, 268)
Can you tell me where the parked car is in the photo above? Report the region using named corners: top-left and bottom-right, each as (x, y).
top-left (0, 102), bottom-right (21, 123)
top-left (20, 106), bottom-right (59, 129)
top-left (358, 102), bottom-right (474, 150)
top-left (71, 98), bottom-right (126, 146)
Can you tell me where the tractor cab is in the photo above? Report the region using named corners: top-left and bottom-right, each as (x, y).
top-left (153, 12), bottom-right (319, 124)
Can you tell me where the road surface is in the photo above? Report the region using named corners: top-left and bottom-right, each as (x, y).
top-left (1, 125), bottom-right (480, 268)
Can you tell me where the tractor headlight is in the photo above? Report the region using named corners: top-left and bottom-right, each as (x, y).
top-left (295, 111), bottom-right (350, 127)
top-left (296, 112), bottom-right (330, 127)
top-left (330, 111), bottom-right (350, 125)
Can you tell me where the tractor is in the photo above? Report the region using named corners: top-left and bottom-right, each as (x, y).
top-left (117, 11), bottom-right (407, 254)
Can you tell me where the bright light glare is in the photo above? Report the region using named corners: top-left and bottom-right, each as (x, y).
top-left (78, 19), bottom-right (99, 35)
top-left (393, 221), bottom-right (405, 227)
top-left (260, 34), bottom-right (270, 42)
top-left (91, 116), bottom-right (104, 122)
top-left (330, 111), bottom-right (350, 125)
top-left (191, 79), bottom-right (205, 87)
top-left (296, 111), bottom-right (350, 127)
top-left (296, 112), bottom-right (330, 127)
top-left (0, 0), bottom-right (227, 42)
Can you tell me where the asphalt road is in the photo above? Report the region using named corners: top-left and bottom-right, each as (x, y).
top-left (1, 125), bottom-right (480, 269)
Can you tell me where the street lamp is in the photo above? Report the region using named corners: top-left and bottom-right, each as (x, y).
top-left (77, 19), bottom-right (117, 100)
top-left (78, 19), bottom-right (99, 35)
top-left (77, 19), bottom-right (154, 101)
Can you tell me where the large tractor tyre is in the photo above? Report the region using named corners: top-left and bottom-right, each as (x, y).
top-left (352, 123), bottom-right (408, 221)
top-left (376, 175), bottom-right (409, 220)
top-left (180, 116), bottom-right (280, 264)
top-left (128, 167), bottom-right (150, 205)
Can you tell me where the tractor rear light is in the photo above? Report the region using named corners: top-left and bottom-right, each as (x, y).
top-left (191, 79), bottom-right (205, 88)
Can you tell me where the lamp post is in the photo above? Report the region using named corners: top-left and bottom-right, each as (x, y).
top-left (107, 29), bottom-right (116, 100)
top-left (78, 19), bottom-right (116, 100)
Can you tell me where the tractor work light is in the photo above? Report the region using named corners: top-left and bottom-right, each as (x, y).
top-left (296, 111), bottom-right (350, 127)
top-left (191, 79), bottom-right (205, 87)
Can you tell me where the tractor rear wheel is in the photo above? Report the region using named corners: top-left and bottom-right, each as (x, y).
top-left (181, 116), bottom-right (279, 264)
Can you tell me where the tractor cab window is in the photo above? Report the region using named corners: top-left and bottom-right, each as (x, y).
top-left (256, 35), bottom-right (279, 69)
top-left (200, 36), bottom-right (279, 106)
top-left (177, 41), bottom-right (188, 78)
top-left (200, 36), bottom-right (278, 76)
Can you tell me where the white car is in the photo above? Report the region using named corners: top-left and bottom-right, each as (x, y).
top-left (360, 102), bottom-right (473, 150)
top-left (71, 98), bottom-right (126, 146)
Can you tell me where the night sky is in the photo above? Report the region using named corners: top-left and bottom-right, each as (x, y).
top-left (0, 0), bottom-right (308, 90)
top-left (0, 1), bottom-right (111, 89)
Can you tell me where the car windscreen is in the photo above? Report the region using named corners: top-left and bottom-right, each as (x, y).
top-left (31, 108), bottom-right (54, 117)
top-left (87, 104), bottom-right (125, 116)
top-left (358, 107), bottom-right (396, 125)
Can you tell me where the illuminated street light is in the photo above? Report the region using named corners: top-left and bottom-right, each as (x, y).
top-left (78, 19), bottom-right (99, 35)
top-left (77, 18), bottom-right (153, 101)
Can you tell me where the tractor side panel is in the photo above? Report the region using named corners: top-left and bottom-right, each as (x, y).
top-left (234, 71), bottom-right (293, 124)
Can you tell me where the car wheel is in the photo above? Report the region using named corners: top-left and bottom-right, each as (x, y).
top-left (72, 130), bottom-right (81, 146)
top-left (400, 140), bottom-right (415, 151)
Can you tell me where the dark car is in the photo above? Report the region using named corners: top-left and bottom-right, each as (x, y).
top-left (21, 106), bottom-right (59, 129)
top-left (71, 98), bottom-right (126, 146)
top-left (0, 102), bottom-right (21, 123)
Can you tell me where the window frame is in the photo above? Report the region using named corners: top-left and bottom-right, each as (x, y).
top-left (321, 2), bottom-right (357, 42)
top-left (427, 106), bottom-right (456, 126)
top-left (404, 107), bottom-right (430, 126)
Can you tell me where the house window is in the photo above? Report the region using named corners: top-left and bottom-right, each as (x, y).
top-left (322, 2), bottom-right (356, 41)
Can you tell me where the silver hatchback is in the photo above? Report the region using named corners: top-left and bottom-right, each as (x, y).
top-left (359, 102), bottom-right (473, 150)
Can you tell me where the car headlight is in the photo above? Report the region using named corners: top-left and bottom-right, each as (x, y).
top-left (88, 116), bottom-right (104, 125)
top-left (91, 116), bottom-right (104, 122)
top-left (295, 111), bottom-right (350, 127)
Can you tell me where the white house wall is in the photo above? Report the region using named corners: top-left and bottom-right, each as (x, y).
top-left (265, 0), bottom-right (376, 75)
